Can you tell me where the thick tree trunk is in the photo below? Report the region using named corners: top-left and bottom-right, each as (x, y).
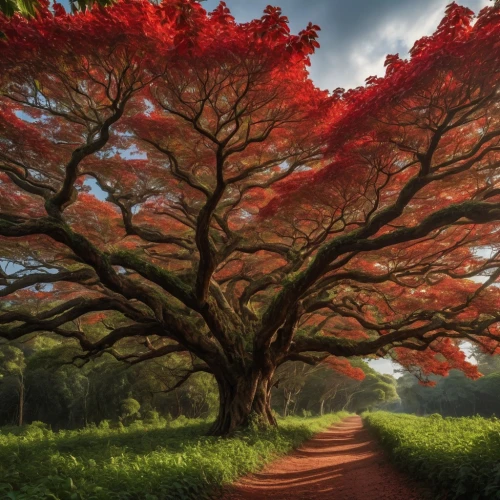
top-left (210, 371), bottom-right (276, 436)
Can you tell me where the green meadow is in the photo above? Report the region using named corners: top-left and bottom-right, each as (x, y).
top-left (0, 413), bottom-right (348, 500)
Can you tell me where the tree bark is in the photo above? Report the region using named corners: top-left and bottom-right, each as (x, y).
top-left (209, 370), bottom-right (276, 436)
top-left (18, 374), bottom-right (24, 427)
top-left (283, 391), bottom-right (292, 417)
top-left (83, 377), bottom-right (89, 427)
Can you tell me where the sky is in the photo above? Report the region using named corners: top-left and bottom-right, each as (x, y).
top-left (55, 0), bottom-right (489, 376)
top-left (200, 0), bottom-right (491, 91)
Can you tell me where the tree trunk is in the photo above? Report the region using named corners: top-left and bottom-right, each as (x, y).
top-left (283, 391), bottom-right (292, 417)
top-left (18, 374), bottom-right (24, 427)
top-left (83, 378), bottom-right (89, 427)
top-left (209, 371), bottom-right (276, 436)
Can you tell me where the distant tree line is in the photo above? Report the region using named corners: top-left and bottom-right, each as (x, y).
top-left (0, 336), bottom-right (398, 429)
top-left (272, 361), bottom-right (398, 417)
top-left (3, 337), bottom-right (497, 429)
top-left (396, 348), bottom-right (500, 417)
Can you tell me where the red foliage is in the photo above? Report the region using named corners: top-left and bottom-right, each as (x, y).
top-left (1, 1), bottom-right (500, 386)
top-left (395, 338), bottom-right (481, 385)
top-left (323, 357), bottom-right (365, 381)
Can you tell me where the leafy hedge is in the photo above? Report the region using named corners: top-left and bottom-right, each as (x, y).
top-left (0, 412), bottom-right (348, 499)
top-left (364, 412), bottom-right (500, 500)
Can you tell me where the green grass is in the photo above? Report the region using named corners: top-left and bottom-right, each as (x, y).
top-left (364, 412), bottom-right (500, 500)
top-left (0, 412), bottom-right (348, 500)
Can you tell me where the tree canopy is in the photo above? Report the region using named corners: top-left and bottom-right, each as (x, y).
top-left (1, 0), bottom-right (500, 434)
top-left (0, 0), bottom-right (124, 17)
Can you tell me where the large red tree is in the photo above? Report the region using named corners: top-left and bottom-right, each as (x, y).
top-left (1, 0), bottom-right (500, 434)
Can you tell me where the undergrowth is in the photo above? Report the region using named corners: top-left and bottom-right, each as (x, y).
top-left (364, 412), bottom-right (500, 500)
top-left (0, 412), bottom-right (348, 499)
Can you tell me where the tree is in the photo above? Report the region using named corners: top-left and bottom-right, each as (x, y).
top-left (396, 349), bottom-right (500, 417)
top-left (2, 1), bottom-right (500, 435)
top-left (0, 0), bottom-right (204, 17)
top-left (271, 359), bottom-right (393, 416)
top-left (274, 362), bottom-right (316, 417)
top-left (0, 345), bottom-right (26, 425)
top-left (347, 372), bottom-right (398, 413)
top-left (0, 0), bottom-right (41, 18)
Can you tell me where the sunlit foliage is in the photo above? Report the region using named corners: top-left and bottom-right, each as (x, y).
top-left (365, 412), bottom-right (500, 499)
top-left (0, 412), bottom-right (347, 499)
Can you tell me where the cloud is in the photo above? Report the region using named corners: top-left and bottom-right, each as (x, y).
top-left (205, 0), bottom-right (491, 90)
top-left (310, 1), bottom-right (448, 90)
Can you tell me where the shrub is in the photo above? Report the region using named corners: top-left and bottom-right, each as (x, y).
top-left (120, 397), bottom-right (141, 425)
top-left (364, 412), bottom-right (500, 499)
top-left (144, 410), bottom-right (161, 425)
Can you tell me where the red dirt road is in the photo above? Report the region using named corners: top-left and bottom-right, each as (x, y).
top-left (223, 416), bottom-right (428, 500)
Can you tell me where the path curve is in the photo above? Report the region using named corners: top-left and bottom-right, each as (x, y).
top-left (223, 416), bottom-right (428, 500)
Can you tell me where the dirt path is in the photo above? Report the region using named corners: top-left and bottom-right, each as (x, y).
top-left (223, 416), bottom-right (429, 500)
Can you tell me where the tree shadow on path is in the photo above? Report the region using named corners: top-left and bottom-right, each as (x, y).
top-left (224, 416), bottom-right (431, 500)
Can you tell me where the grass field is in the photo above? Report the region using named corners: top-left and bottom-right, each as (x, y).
top-left (0, 412), bottom-right (348, 500)
top-left (364, 412), bottom-right (500, 499)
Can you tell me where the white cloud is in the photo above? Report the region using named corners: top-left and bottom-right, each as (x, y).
top-left (203, 0), bottom-right (492, 91)
top-left (311, 0), bottom-right (489, 90)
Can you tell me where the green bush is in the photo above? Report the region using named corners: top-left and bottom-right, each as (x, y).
top-left (144, 410), bottom-right (161, 425)
top-left (429, 413), bottom-right (443, 420)
top-left (120, 397), bottom-right (141, 425)
top-left (98, 419), bottom-right (111, 430)
top-left (364, 411), bottom-right (500, 499)
top-left (0, 412), bottom-right (348, 499)
top-left (20, 421), bottom-right (52, 440)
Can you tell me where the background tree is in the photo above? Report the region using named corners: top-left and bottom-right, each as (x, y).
top-left (0, 0), bottom-right (40, 17)
top-left (272, 359), bottom-right (397, 416)
top-left (0, 341), bottom-right (394, 429)
top-left (2, 1), bottom-right (500, 435)
top-left (0, 0), bottom-right (206, 17)
top-left (274, 362), bottom-right (316, 417)
top-left (396, 348), bottom-right (500, 417)
top-left (347, 372), bottom-right (398, 413)
top-left (0, 339), bottom-right (222, 428)
top-left (0, 345), bottom-right (26, 425)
